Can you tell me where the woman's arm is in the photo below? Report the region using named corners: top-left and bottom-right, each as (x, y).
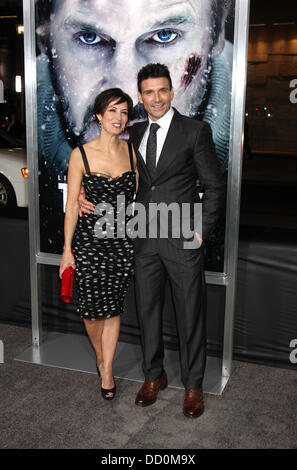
top-left (59, 148), bottom-right (84, 278)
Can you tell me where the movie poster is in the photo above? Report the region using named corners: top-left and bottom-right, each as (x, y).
top-left (36, 0), bottom-right (234, 272)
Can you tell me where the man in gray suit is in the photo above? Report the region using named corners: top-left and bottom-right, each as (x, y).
top-left (130, 63), bottom-right (225, 418)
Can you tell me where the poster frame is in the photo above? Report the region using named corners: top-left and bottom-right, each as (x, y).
top-left (23, 0), bottom-right (250, 380)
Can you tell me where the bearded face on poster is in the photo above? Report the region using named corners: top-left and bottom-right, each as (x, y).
top-left (36, 0), bottom-right (233, 266)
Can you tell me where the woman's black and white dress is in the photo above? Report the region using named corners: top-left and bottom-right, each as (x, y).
top-left (73, 143), bottom-right (136, 320)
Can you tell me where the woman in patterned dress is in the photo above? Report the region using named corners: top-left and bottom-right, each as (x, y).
top-left (59, 89), bottom-right (138, 400)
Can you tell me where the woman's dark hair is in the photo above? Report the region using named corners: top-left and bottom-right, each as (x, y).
top-left (93, 88), bottom-right (133, 123)
top-left (137, 63), bottom-right (172, 92)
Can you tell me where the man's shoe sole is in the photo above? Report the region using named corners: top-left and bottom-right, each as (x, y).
top-left (183, 408), bottom-right (204, 419)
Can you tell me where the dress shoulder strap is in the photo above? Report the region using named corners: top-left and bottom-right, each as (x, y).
top-left (128, 141), bottom-right (135, 173)
top-left (78, 144), bottom-right (91, 175)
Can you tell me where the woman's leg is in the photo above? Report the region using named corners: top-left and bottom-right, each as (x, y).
top-left (100, 315), bottom-right (121, 393)
top-left (83, 319), bottom-right (104, 369)
top-left (84, 316), bottom-right (121, 393)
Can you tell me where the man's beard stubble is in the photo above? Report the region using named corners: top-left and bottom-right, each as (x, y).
top-left (48, 54), bottom-right (104, 145)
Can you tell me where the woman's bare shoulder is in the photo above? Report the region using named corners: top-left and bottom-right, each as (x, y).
top-left (69, 146), bottom-right (84, 171)
top-left (70, 146), bottom-right (82, 157)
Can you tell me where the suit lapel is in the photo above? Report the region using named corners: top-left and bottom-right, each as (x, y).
top-left (131, 120), bottom-right (151, 182)
top-left (131, 109), bottom-right (182, 183)
top-left (155, 110), bottom-right (181, 179)
top-left (131, 120), bottom-right (148, 150)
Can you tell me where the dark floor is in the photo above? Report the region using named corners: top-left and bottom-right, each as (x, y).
top-left (0, 323), bottom-right (297, 449)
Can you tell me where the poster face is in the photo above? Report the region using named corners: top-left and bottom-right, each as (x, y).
top-left (36, 0), bottom-right (234, 272)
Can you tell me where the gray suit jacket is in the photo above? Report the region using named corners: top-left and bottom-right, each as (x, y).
top-left (130, 109), bottom-right (226, 249)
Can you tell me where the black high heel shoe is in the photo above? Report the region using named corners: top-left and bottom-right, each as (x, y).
top-left (101, 380), bottom-right (116, 400)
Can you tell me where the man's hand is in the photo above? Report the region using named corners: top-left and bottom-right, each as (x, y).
top-left (195, 232), bottom-right (203, 247)
top-left (78, 186), bottom-right (95, 216)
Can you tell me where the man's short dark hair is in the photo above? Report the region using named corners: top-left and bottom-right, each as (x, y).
top-left (137, 63), bottom-right (172, 93)
top-left (93, 88), bottom-right (133, 122)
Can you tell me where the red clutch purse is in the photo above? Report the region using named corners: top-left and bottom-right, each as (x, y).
top-left (60, 266), bottom-right (74, 303)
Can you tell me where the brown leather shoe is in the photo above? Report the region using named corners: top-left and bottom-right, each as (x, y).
top-left (135, 371), bottom-right (168, 407)
top-left (183, 388), bottom-right (204, 418)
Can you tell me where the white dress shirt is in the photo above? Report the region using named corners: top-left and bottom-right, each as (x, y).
top-left (139, 107), bottom-right (174, 164)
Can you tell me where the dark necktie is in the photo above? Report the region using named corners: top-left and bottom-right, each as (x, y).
top-left (146, 123), bottom-right (160, 179)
